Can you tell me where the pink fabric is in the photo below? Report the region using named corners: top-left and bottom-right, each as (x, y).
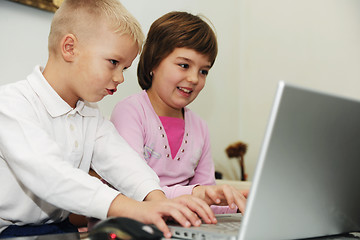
top-left (159, 116), bottom-right (185, 159)
top-left (111, 91), bottom-right (237, 214)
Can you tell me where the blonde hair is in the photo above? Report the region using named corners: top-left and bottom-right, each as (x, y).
top-left (48, 0), bottom-right (144, 55)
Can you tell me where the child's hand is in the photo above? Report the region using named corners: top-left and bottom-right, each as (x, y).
top-left (107, 194), bottom-right (215, 239)
top-left (171, 195), bottom-right (217, 224)
top-left (192, 185), bottom-right (248, 214)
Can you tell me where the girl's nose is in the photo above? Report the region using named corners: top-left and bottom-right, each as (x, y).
top-left (187, 71), bottom-right (199, 84)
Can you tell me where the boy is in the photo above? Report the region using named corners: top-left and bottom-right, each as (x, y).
top-left (0, 0), bottom-right (215, 238)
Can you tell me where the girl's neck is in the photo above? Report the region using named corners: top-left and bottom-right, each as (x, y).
top-left (146, 90), bottom-right (184, 119)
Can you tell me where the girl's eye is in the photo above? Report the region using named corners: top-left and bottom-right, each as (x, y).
top-left (109, 59), bottom-right (119, 66)
top-left (200, 69), bottom-right (209, 76)
top-left (179, 63), bottom-right (189, 69)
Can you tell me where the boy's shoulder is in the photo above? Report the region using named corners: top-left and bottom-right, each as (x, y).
top-left (0, 78), bottom-right (28, 90)
top-left (0, 68), bottom-right (53, 112)
top-left (0, 79), bottom-right (33, 102)
top-left (0, 78), bottom-right (41, 121)
top-left (1, 66), bottom-right (46, 103)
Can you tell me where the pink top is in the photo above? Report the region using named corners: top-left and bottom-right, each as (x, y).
top-left (159, 116), bottom-right (185, 159)
top-left (111, 91), bottom-right (236, 214)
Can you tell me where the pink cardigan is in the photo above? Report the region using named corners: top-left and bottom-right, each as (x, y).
top-left (111, 91), bottom-right (236, 214)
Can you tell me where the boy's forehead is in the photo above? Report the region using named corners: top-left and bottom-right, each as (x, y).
top-left (99, 33), bottom-right (139, 60)
top-left (76, 17), bottom-right (113, 40)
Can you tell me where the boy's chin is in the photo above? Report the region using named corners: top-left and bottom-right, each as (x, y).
top-left (84, 95), bottom-right (106, 103)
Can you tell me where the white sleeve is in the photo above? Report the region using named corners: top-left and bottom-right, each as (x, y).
top-left (91, 116), bottom-right (162, 201)
top-left (0, 95), bottom-right (118, 220)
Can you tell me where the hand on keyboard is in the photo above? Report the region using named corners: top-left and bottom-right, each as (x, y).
top-left (192, 185), bottom-right (248, 214)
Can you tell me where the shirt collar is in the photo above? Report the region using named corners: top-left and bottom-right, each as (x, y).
top-left (27, 66), bottom-right (97, 118)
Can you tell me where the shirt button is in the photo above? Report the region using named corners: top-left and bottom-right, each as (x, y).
top-left (161, 134), bottom-right (165, 138)
top-left (184, 140), bottom-right (188, 144)
top-left (159, 126), bottom-right (162, 130)
top-left (70, 124), bottom-right (74, 131)
top-left (177, 157), bottom-right (180, 161)
top-left (164, 145), bottom-right (167, 149)
top-left (75, 141), bottom-right (78, 148)
top-left (186, 133), bottom-right (189, 136)
top-left (166, 154), bottom-right (170, 158)
top-left (181, 149), bottom-right (185, 153)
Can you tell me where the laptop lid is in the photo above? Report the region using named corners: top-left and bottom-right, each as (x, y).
top-left (239, 81), bottom-right (360, 239)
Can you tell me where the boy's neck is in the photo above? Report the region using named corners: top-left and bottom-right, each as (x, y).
top-left (43, 58), bottom-right (78, 109)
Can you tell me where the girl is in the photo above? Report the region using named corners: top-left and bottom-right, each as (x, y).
top-left (111, 11), bottom-right (247, 214)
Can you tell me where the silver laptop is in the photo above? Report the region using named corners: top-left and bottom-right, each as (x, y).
top-left (169, 81), bottom-right (360, 240)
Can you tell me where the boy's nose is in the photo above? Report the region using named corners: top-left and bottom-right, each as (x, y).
top-left (113, 73), bottom-right (124, 84)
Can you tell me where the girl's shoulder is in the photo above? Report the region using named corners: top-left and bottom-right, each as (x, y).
top-left (112, 90), bottom-right (155, 120)
top-left (184, 107), bottom-right (208, 130)
top-left (115, 91), bottom-right (149, 110)
top-left (119, 91), bottom-right (145, 104)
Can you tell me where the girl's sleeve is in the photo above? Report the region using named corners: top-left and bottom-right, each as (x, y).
top-left (188, 122), bottom-right (216, 186)
top-left (162, 184), bottom-right (198, 198)
top-left (188, 121), bottom-right (238, 214)
top-left (110, 98), bottom-right (146, 157)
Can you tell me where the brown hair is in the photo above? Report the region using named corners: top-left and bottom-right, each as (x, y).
top-left (138, 11), bottom-right (218, 90)
top-left (48, 0), bottom-right (144, 55)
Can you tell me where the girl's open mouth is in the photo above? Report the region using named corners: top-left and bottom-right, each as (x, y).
top-left (177, 87), bottom-right (192, 94)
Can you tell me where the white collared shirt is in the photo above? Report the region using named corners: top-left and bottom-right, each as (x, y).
top-left (0, 66), bottom-right (161, 232)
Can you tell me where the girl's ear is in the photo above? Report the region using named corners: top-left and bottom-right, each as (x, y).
top-left (60, 34), bottom-right (77, 62)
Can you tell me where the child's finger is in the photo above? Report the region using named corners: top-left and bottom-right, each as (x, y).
top-left (222, 185), bottom-right (236, 208)
top-left (165, 200), bottom-right (205, 228)
top-left (235, 200), bottom-right (246, 214)
top-left (222, 187), bottom-right (247, 213)
top-left (179, 196), bottom-right (216, 224)
top-left (241, 189), bottom-right (249, 198)
top-left (205, 187), bottom-right (221, 204)
top-left (190, 197), bottom-right (217, 224)
top-left (177, 205), bottom-right (203, 227)
top-left (151, 216), bottom-right (172, 239)
top-left (233, 191), bottom-right (247, 213)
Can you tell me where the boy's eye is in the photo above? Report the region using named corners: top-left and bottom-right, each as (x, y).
top-left (109, 59), bottom-right (119, 66)
top-left (179, 64), bottom-right (189, 69)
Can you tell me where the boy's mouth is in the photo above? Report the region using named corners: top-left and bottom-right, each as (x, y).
top-left (106, 88), bottom-right (117, 95)
top-left (177, 87), bottom-right (192, 94)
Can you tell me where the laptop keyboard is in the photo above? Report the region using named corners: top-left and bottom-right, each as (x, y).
top-left (200, 221), bottom-right (241, 233)
top-left (170, 214), bottom-right (242, 240)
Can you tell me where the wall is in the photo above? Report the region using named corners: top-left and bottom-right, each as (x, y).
top-left (239, 0), bottom-right (360, 179)
top-left (0, 0), bottom-right (242, 180)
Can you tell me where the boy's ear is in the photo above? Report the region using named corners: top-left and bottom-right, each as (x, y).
top-left (61, 34), bottom-right (77, 62)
